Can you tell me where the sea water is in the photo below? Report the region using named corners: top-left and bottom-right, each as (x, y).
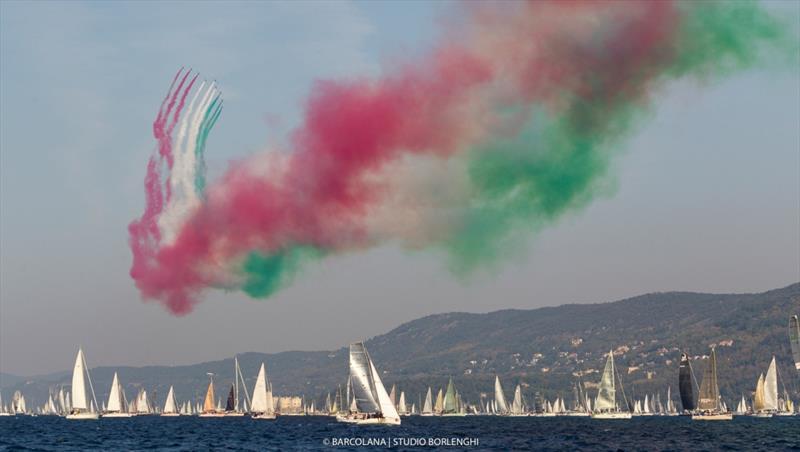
top-left (0, 415), bottom-right (797, 451)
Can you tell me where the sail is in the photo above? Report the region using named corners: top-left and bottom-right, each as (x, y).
top-left (754, 373), bottom-right (766, 411)
top-left (58, 388), bottom-right (66, 414)
top-left (71, 349), bottom-right (88, 410)
top-left (494, 376), bottom-right (509, 414)
top-left (107, 372), bottom-right (122, 412)
top-left (423, 387), bottom-right (433, 414)
top-left (697, 348), bottom-right (721, 411)
top-left (203, 381), bottom-right (215, 412)
top-left (763, 357), bottom-right (778, 411)
top-left (398, 391), bottom-right (407, 414)
top-left (678, 352), bottom-right (695, 411)
top-left (443, 378), bottom-right (458, 414)
top-left (511, 384), bottom-right (523, 414)
top-left (389, 385), bottom-right (397, 408)
top-left (595, 351), bottom-right (616, 411)
top-left (369, 359), bottom-right (400, 421)
top-left (251, 363), bottom-right (273, 414)
top-left (164, 386), bottom-right (177, 414)
top-left (349, 342), bottom-right (380, 413)
top-left (225, 384), bottom-right (236, 411)
top-left (434, 388), bottom-right (444, 413)
top-left (790, 315), bottom-right (800, 371)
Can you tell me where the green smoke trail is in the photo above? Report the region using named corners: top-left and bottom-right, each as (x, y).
top-left (194, 97), bottom-right (222, 194)
top-left (241, 246), bottom-right (325, 299)
top-left (446, 0), bottom-right (795, 273)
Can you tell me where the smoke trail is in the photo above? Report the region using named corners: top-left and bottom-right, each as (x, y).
top-left (130, 0), bottom-right (794, 314)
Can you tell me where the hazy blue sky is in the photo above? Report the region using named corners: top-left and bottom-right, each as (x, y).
top-left (1, 1), bottom-right (798, 376)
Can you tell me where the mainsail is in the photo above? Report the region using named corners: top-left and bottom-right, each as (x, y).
top-left (225, 384), bottom-right (236, 412)
top-left (71, 349), bottom-right (88, 410)
top-left (511, 384), bottom-right (524, 415)
top-left (763, 356), bottom-right (778, 411)
top-left (250, 363), bottom-right (275, 415)
top-left (494, 376), bottom-right (509, 414)
top-left (106, 372), bottom-right (125, 413)
top-left (349, 342), bottom-right (380, 413)
top-left (791, 315), bottom-right (800, 371)
top-left (678, 352), bottom-right (695, 411)
top-left (697, 348), bottom-right (721, 411)
top-left (422, 387), bottom-right (433, 414)
top-left (203, 380), bottom-right (216, 413)
top-left (163, 386), bottom-right (178, 414)
top-left (595, 351), bottom-right (616, 411)
top-left (434, 389), bottom-right (444, 413)
top-left (443, 378), bottom-right (458, 414)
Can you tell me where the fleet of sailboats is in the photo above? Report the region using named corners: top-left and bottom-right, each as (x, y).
top-left (3, 316), bottom-right (799, 421)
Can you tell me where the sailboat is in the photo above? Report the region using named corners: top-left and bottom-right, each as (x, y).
top-left (421, 387), bottom-right (434, 416)
top-left (591, 350), bottom-right (631, 419)
top-left (509, 384), bottom-right (526, 416)
top-left (161, 385), bottom-right (180, 417)
top-left (0, 393), bottom-right (9, 416)
top-left (104, 372), bottom-right (132, 417)
top-left (691, 347), bottom-right (732, 420)
top-left (134, 388), bottom-right (152, 415)
top-left (434, 388), bottom-right (444, 415)
top-left (665, 387), bottom-right (678, 416)
top-left (494, 376), bottom-right (509, 415)
top-left (250, 362), bottom-right (276, 419)
top-left (335, 342), bottom-right (400, 425)
top-left (66, 348), bottom-right (100, 419)
top-left (735, 395), bottom-right (749, 415)
top-left (223, 356), bottom-right (250, 416)
top-left (199, 374), bottom-right (225, 417)
top-left (442, 377), bottom-right (465, 416)
top-left (397, 391), bottom-right (408, 416)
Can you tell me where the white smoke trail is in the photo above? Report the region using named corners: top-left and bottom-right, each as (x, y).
top-left (158, 81), bottom-right (218, 245)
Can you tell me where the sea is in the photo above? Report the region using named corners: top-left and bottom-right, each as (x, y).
top-left (0, 415), bottom-right (797, 451)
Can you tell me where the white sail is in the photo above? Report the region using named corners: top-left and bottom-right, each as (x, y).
top-left (423, 387), bottom-right (433, 414)
top-left (349, 342), bottom-right (380, 413)
top-left (107, 373), bottom-right (123, 412)
top-left (369, 359), bottom-right (400, 422)
top-left (494, 376), bottom-right (509, 414)
top-left (398, 391), bottom-right (407, 414)
top-left (644, 394), bottom-right (651, 413)
top-left (71, 349), bottom-right (88, 410)
top-left (163, 386), bottom-right (178, 414)
top-left (250, 363), bottom-right (273, 414)
top-left (764, 357), bottom-right (778, 411)
top-left (511, 385), bottom-right (524, 414)
top-left (595, 351), bottom-right (616, 411)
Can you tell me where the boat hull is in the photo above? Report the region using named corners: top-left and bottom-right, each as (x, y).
top-left (160, 413), bottom-right (180, 417)
top-left (252, 413), bottom-right (277, 420)
top-left (103, 412), bottom-right (133, 418)
top-left (198, 412), bottom-right (226, 418)
top-left (750, 412), bottom-right (773, 418)
top-left (66, 412), bottom-right (100, 420)
top-left (592, 412), bottom-right (632, 419)
top-left (336, 414), bottom-right (400, 425)
top-left (692, 413), bottom-right (733, 421)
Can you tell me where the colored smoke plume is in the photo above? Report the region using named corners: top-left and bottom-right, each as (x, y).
top-left (129, 0), bottom-right (794, 314)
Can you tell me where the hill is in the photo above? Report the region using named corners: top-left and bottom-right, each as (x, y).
top-left (2, 283), bottom-right (798, 411)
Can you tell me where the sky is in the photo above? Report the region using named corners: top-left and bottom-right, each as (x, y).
top-left (1, 0), bottom-right (798, 376)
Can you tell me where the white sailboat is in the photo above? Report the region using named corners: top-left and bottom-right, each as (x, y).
top-left (66, 348), bottom-right (100, 419)
top-left (397, 391), bottom-right (408, 416)
top-left (735, 395), bottom-right (748, 415)
top-left (509, 384), bottom-right (526, 416)
top-left (494, 376), bottom-right (509, 415)
top-left (592, 350), bottom-right (631, 419)
top-left (161, 385), bottom-right (180, 416)
top-left (0, 393), bottom-right (10, 416)
top-left (421, 387), bottom-right (434, 416)
top-left (336, 342), bottom-right (400, 425)
top-left (104, 372), bottom-right (132, 417)
top-left (250, 363), bottom-right (276, 419)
